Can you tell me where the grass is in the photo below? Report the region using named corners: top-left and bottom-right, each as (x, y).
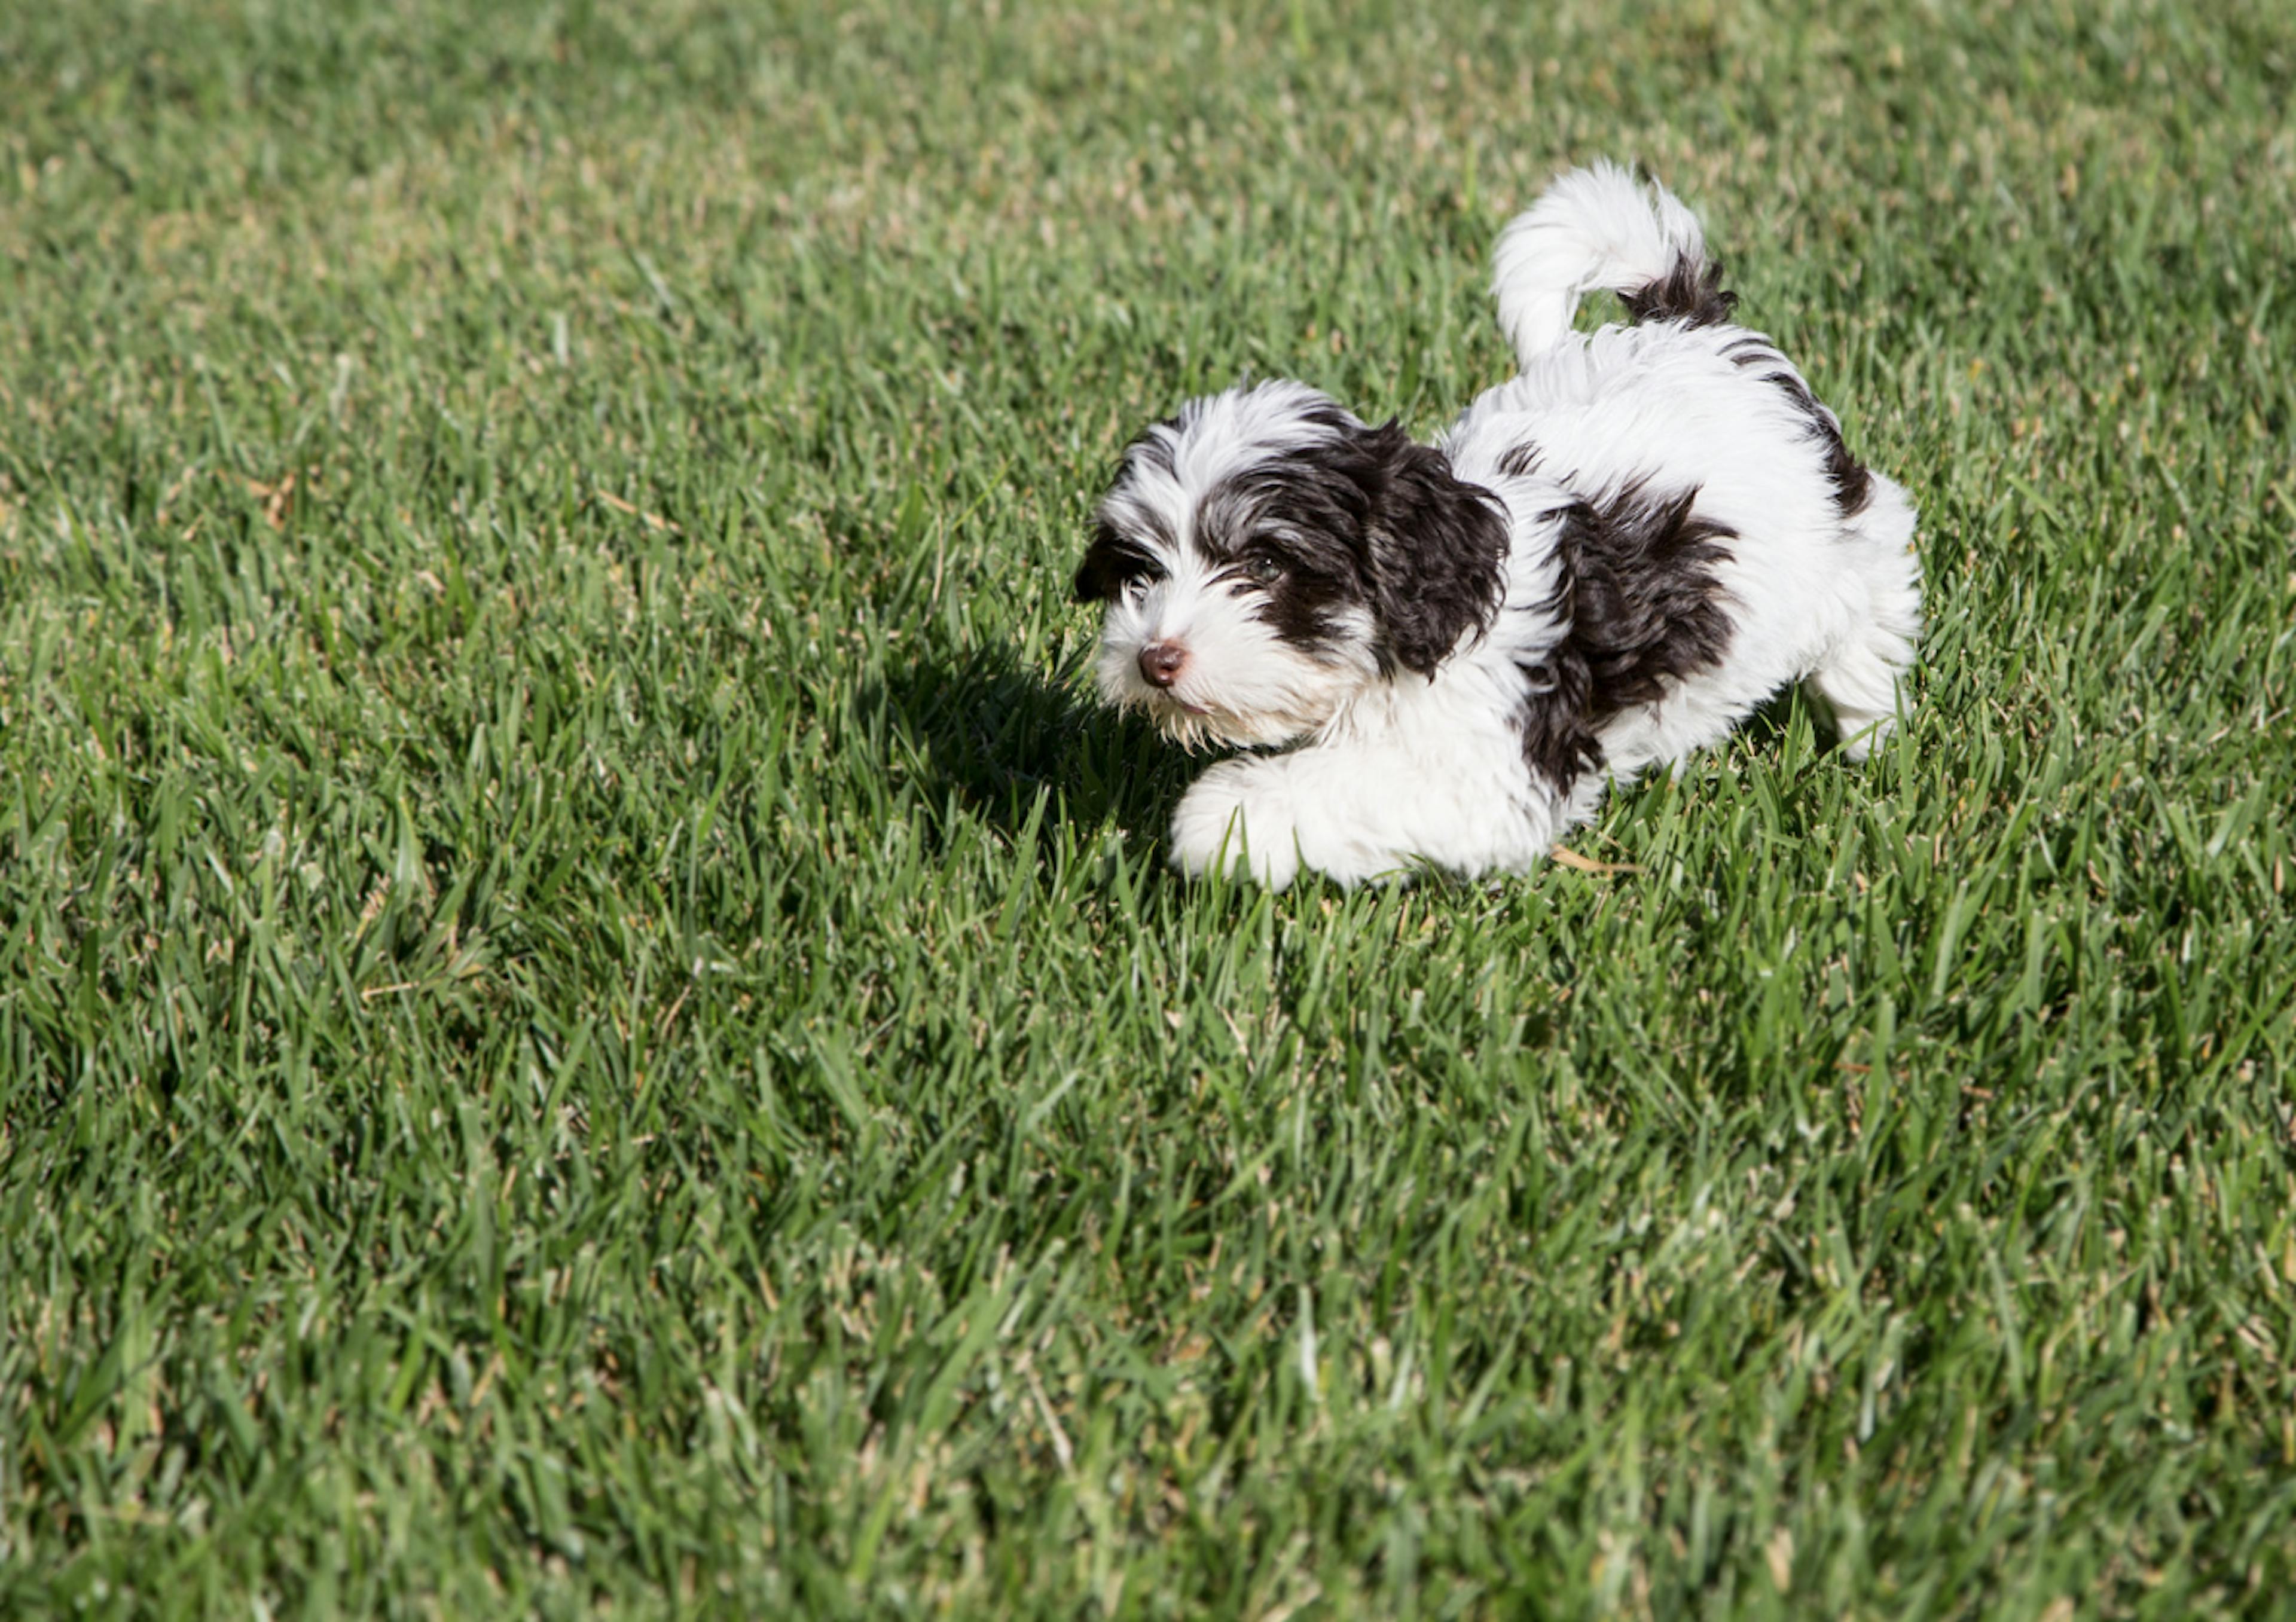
top-left (2, 0), bottom-right (2293, 1614)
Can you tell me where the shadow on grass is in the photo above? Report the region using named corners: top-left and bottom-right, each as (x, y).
top-left (872, 638), bottom-right (1196, 848)
top-left (874, 650), bottom-right (1854, 887)
top-left (1736, 680), bottom-right (1847, 758)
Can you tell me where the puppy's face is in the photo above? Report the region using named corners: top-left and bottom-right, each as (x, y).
top-left (1075, 381), bottom-right (1507, 749)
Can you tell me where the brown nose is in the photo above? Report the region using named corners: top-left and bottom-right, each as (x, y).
top-left (1138, 641), bottom-right (1189, 689)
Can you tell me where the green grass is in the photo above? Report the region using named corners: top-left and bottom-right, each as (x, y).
top-left (2, 0), bottom-right (2294, 1614)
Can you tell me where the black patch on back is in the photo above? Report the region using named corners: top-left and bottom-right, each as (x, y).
top-left (1723, 337), bottom-right (1874, 518)
top-left (1623, 253), bottom-right (1738, 329)
top-left (1515, 482), bottom-right (1737, 792)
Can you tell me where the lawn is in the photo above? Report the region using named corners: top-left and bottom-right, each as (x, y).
top-left (2, 0), bottom-right (2293, 1615)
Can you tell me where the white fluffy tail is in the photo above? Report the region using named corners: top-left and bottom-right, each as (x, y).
top-left (1491, 161), bottom-right (1732, 369)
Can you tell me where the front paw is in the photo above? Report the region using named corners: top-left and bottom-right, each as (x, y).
top-left (1170, 759), bottom-right (1302, 890)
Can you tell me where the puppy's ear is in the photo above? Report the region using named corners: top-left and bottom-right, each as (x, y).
top-left (1073, 519), bottom-right (1141, 604)
top-left (1358, 423), bottom-right (1509, 676)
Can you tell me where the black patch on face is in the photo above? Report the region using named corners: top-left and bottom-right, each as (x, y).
top-left (1072, 516), bottom-right (1164, 603)
top-left (1232, 532), bottom-right (1367, 660)
top-left (1074, 421), bottom-right (1191, 602)
top-left (1197, 420), bottom-right (1509, 677)
top-left (1723, 337), bottom-right (1874, 518)
top-left (1622, 252), bottom-right (1738, 330)
top-left (1515, 482), bottom-right (1737, 792)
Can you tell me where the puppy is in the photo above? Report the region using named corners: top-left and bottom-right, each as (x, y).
top-left (1074, 162), bottom-right (1922, 888)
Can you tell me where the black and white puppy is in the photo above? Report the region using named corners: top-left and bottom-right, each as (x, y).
top-left (1075, 162), bottom-right (1923, 888)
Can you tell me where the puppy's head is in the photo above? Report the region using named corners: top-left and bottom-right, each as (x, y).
top-left (1074, 381), bottom-right (1507, 748)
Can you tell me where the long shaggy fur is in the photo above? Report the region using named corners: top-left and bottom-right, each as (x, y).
top-left (1075, 163), bottom-right (1923, 888)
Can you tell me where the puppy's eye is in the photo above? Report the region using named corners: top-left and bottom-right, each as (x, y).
top-left (1242, 552), bottom-right (1284, 585)
top-left (1123, 564), bottom-right (1165, 601)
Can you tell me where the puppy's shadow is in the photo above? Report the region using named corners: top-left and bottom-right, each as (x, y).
top-left (875, 660), bottom-right (1851, 881)
top-left (874, 640), bottom-right (1196, 850)
top-left (1738, 683), bottom-right (1816, 756)
top-left (1738, 682), bottom-right (1861, 761)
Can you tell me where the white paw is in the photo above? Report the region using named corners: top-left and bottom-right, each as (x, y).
top-left (1169, 759), bottom-right (1303, 889)
top-left (1833, 713), bottom-right (1895, 762)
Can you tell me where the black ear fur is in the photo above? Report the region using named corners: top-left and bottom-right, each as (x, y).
top-left (1355, 423), bottom-right (1509, 677)
top-left (1072, 521), bottom-right (1120, 603)
top-left (1073, 518), bottom-right (1145, 603)
top-left (1514, 483), bottom-right (1737, 792)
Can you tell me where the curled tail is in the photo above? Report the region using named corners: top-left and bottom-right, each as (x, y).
top-left (1491, 161), bottom-right (1736, 369)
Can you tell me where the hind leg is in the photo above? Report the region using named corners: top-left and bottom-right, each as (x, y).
top-left (1812, 512), bottom-right (1922, 760)
top-left (1809, 631), bottom-right (1915, 760)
